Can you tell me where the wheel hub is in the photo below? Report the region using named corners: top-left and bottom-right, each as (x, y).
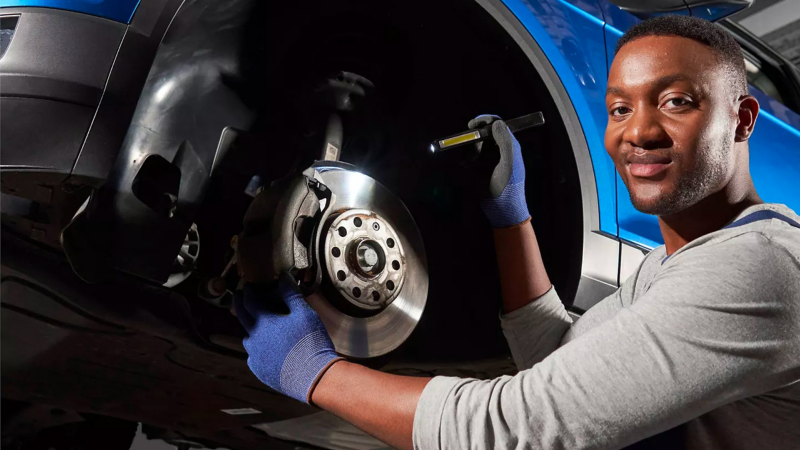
top-left (353, 238), bottom-right (383, 275)
top-left (325, 209), bottom-right (406, 310)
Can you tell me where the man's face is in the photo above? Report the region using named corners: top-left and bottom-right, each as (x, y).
top-left (605, 36), bottom-right (741, 215)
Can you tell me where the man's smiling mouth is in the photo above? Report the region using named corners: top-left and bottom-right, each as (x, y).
top-left (626, 153), bottom-right (673, 178)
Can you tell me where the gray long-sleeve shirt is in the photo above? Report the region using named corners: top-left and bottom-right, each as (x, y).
top-left (413, 203), bottom-right (800, 450)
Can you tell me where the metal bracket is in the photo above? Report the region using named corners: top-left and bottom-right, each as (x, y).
top-left (301, 167), bottom-right (336, 295)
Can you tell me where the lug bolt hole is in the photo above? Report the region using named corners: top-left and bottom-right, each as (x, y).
top-left (387, 280), bottom-right (395, 290)
top-left (372, 222), bottom-right (380, 231)
top-left (331, 247), bottom-right (341, 258)
top-left (337, 270), bottom-right (346, 281)
top-left (391, 260), bottom-right (400, 271)
top-left (352, 287), bottom-right (361, 297)
top-left (372, 291), bottom-right (380, 301)
top-left (353, 217), bottom-right (362, 227)
top-left (338, 227), bottom-right (347, 237)
top-left (386, 238), bottom-right (395, 248)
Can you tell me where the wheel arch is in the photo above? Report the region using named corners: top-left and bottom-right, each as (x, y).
top-left (477, 0), bottom-right (621, 308)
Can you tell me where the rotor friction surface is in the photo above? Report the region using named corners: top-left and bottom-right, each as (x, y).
top-left (307, 164), bottom-right (428, 358)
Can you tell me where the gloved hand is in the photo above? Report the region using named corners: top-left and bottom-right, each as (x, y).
top-left (234, 273), bottom-right (343, 403)
top-left (468, 115), bottom-right (531, 228)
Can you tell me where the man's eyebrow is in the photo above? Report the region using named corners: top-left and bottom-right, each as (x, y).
top-left (606, 86), bottom-right (625, 96)
top-left (606, 74), bottom-right (692, 97)
top-left (652, 74), bottom-right (691, 88)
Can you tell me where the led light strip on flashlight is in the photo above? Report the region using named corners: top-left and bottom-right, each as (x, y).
top-left (429, 112), bottom-right (545, 153)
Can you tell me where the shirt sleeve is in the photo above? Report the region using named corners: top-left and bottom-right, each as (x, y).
top-left (499, 286), bottom-right (572, 370)
top-left (500, 277), bottom-right (636, 371)
top-left (414, 233), bottom-right (800, 450)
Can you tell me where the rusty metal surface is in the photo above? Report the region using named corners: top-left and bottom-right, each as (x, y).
top-left (324, 209), bottom-right (407, 310)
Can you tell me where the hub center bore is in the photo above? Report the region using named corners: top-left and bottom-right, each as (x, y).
top-left (350, 239), bottom-right (386, 277)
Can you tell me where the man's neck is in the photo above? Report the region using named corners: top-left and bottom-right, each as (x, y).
top-left (658, 184), bottom-right (762, 255)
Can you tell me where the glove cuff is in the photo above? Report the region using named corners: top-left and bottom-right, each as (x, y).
top-left (280, 330), bottom-right (341, 403)
top-left (306, 357), bottom-right (346, 404)
top-left (481, 182), bottom-right (531, 228)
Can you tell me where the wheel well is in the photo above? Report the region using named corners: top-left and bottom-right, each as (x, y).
top-left (74, 0), bottom-right (589, 361)
top-left (226, 0), bottom-right (588, 360)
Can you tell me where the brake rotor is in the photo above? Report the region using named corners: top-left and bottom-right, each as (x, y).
top-left (306, 162), bottom-right (428, 358)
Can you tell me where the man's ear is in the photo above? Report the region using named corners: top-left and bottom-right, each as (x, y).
top-left (735, 94), bottom-right (759, 142)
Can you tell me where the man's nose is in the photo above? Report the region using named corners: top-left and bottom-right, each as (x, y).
top-left (622, 107), bottom-right (671, 150)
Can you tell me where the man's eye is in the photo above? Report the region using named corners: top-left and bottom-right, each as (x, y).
top-left (610, 106), bottom-right (631, 117)
top-left (664, 97), bottom-right (690, 108)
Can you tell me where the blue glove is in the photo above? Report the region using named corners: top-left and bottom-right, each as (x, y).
top-left (234, 273), bottom-right (343, 403)
top-left (468, 115), bottom-right (530, 228)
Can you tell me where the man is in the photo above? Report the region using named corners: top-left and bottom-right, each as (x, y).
top-left (234, 15), bottom-right (800, 449)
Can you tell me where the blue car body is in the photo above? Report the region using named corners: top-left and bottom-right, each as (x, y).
top-left (3, 0), bottom-right (798, 251)
top-left (1, 0), bottom-right (141, 23)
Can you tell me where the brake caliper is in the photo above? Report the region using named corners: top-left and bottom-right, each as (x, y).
top-left (236, 168), bottom-right (334, 294)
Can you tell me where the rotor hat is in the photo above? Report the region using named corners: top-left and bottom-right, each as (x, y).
top-left (325, 210), bottom-right (406, 310)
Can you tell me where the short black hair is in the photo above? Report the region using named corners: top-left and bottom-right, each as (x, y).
top-left (614, 15), bottom-right (748, 96)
